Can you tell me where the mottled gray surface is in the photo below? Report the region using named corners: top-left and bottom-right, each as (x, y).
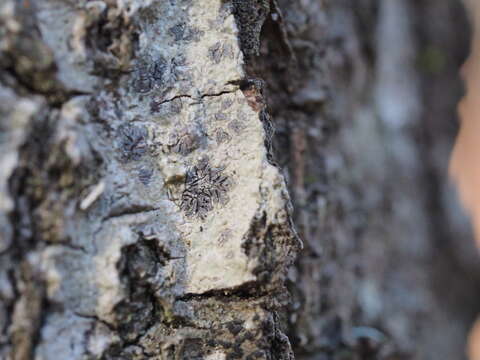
top-left (0, 0), bottom-right (299, 359)
top-left (0, 0), bottom-right (478, 360)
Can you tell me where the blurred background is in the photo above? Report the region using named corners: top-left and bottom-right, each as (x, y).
top-left (252, 0), bottom-right (480, 358)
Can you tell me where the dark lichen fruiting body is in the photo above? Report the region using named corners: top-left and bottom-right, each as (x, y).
top-left (117, 123), bottom-right (148, 161)
top-left (132, 56), bottom-right (170, 94)
top-left (138, 167), bottom-right (154, 185)
top-left (215, 129), bottom-right (231, 144)
top-left (169, 131), bottom-right (199, 156)
top-left (152, 56), bottom-right (168, 86)
top-left (133, 63), bottom-right (153, 93)
top-left (169, 23), bottom-right (187, 41)
top-left (180, 159), bottom-right (231, 219)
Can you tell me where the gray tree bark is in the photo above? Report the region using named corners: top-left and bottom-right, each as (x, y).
top-left (0, 0), bottom-right (477, 360)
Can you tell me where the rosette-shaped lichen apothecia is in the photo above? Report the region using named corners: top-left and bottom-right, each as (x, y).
top-left (181, 158), bottom-right (232, 219)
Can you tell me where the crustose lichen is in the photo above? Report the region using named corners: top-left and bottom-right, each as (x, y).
top-left (180, 158), bottom-right (231, 219)
top-left (117, 123), bottom-right (148, 161)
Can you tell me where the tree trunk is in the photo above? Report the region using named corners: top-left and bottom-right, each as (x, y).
top-left (0, 1), bottom-right (477, 360)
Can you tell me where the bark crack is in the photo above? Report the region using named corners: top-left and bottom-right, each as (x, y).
top-left (102, 206), bottom-right (163, 222)
top-left (155, 86), bottom-right (239, 107)
top-left (177, 283), bottom-right (278, 302)
top-left (73, 312), bottom-right (116, 333)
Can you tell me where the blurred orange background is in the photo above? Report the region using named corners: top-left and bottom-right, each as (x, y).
top-left (451, 1), bottom-right (480, 358)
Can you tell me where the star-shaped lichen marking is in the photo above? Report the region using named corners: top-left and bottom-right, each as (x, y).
top-left (180, 158), bottom-right (231, 219)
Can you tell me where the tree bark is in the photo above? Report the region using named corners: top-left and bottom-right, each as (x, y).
top-left (0, 1), bottom-right (477, 360)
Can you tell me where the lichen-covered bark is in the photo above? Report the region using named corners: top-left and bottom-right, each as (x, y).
top-left (0, 0), bottom-right (299, 359)
top-left (1, 0), bottom-right (478, 360)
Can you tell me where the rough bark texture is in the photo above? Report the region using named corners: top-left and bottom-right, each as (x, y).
top-left (0, 0), bottom-right (478, 360)
top-left (1, 1), bottom-right (300, 359)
